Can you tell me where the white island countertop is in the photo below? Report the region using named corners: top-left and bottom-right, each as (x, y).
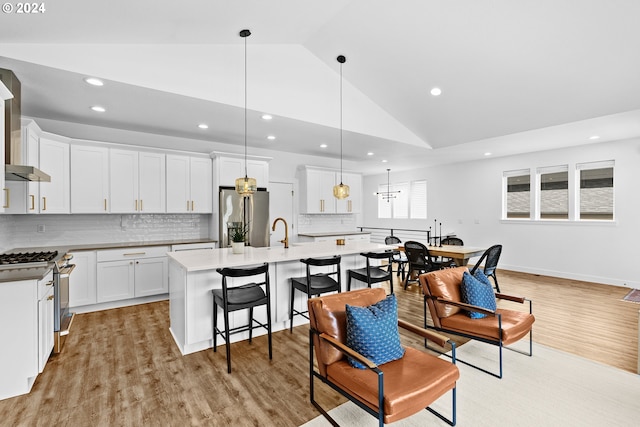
top-left (167, 241), bottom-right (392, 272)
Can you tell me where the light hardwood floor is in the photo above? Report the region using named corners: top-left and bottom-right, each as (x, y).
top-left (1, 270), bottom-right (638, 426)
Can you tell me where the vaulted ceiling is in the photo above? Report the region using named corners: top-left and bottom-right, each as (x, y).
top-left (1, 0), bottom-right (640, 174)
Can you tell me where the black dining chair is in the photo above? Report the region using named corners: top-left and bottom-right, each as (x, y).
top-left (470, 244), bottom-right (503, 292)
top-left (289, 255), bottom-right (341, 332)
top-left (347, 251), bottom-right (395, 294)
top-left (403, 240), bottom-right (454, 290)
top-left (439, 237), bottom-right (464, 264)
top-left (384, 235), bottom-right (408, 281)
top-left (213, 262), bottom-right (272, 373)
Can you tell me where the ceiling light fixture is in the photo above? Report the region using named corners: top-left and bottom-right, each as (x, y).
top-left (333, 55), bottom-right (349, 200)
top-left (430, 87), bottom-right (442, 96)
top-left (320, 144), bottom-right (328, 148)
top-left (376, 168), bottom-right (401, 203)
top-left (267, 135), bottom-right (276, 140)
top-left (90, 105), bottom-right (106, 112)
top-left (261, 114), bottom-right (273, 120)
top-left (589, 135), bottom-right (600, 140)
top-left (367, 152), bottom-right (374, 156)
top-left (198, 123), bottom-right (209, 129)
top-left (84, 77), bottom-right (104, 86)
top-left (484, 152), bottom-right (492, 156)
top-left (235, 29), bottom-right (257, 197)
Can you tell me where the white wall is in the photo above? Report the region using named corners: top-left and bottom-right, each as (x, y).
top-left (363, 138), bottom-right (640, 288)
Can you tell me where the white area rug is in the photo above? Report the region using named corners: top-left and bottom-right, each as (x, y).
top-left (301, 340), bottom-right (640, 426)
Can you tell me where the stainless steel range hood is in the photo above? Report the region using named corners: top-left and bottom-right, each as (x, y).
top-left (1, 68), bottom-right (51, 182)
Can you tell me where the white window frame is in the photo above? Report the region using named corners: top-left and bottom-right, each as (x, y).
top-left (575, 160), bottom-right (615, 221)
top-left (502, 169), bottom-right (531, 220)
top-left (536, 165), bottom-right (569, 220)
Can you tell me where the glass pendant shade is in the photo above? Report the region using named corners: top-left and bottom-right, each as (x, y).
top-left (333, 182), bottom-right (350, 199)
top-left (235, 175), bottom-right (257, 196)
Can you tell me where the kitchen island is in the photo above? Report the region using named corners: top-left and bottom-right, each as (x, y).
top-left (167, 241), bottom-right (392, 355)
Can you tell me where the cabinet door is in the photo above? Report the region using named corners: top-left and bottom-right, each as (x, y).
top-left (26, 125), bottom-right (40, 214)
top-left (134, 257), bottom-right (168, 297)
top-left (247, 159), bottom-right (269, 189)
top-left (69, 251), bottom-right (97, 307)
top-left (138, 152), bottom-right (166, 213)
top-left (304, 169), bottom-right (335, 213)
top-left (39, 138), bottom-right (70, 214)
top-left (218, 156), bottom-right (244, 187)
top-left (336, 172), bottom-right (362, 213)
top-left (70, 145), bottom-right (109, 213)
top-left (166, 154), bottom-right (190, 213)
top-left (109, 149), bottom-right (139, 213)
top-left (189, 157), bottom-right (212, 213)
top-left (96, 260), bottom-right (135, 303)
top-left (38, 285), bottom-right (54, 373)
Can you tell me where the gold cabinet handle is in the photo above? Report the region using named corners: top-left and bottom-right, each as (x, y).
top-left (124, 252), bottom-right (146, 257)
top-left (186, 200), bottom-right (190, 211)
top-left (2, 188), bottom-right (9, 208)
top-left (348, 200), bottom-right (352, 212)
top-left (139, 199), bottom-right (143, 211)
top-left (30, 194), bottom-right (35, 210)
top-left (42, 196), bottom-right (47, 211)
top-left (104, 198), bottom-right (107, 211)
top-left (47, 295), bottom-right (55, 301)
top-left (135, 199), bottom-right (138, 211)
top-left (191, 200), bottom-right (194, 211)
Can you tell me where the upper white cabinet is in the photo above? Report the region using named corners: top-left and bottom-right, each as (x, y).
top-left (110, 149), bottom-right (166, 213)
top-left (299, 166), bottom-right (362, 214)
top-left (166, 155), bottom-right (212, 213)
top-left (0, 81), bottom-right (10, 214)
top-left (4, 120), bottom-right (41, 214)
top-left (37, 136), bottom-right (70, 214)
top-left (215, 154), bottom-right (270, 189)
top-left (70, 145), bottom-right (109, 213)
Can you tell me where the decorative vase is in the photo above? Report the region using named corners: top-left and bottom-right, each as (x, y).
top-left (231, 241), bottom-right (244, 254)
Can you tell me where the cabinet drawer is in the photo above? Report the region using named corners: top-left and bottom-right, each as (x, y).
top-left (96, 246), bottom-right (170, 262)
top-left (37, 271), bottom-right (54, 300)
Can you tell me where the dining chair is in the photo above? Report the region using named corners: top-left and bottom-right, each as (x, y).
top-left (470, 244), bottom-right (502, 292)
top-left (384, 235), bottom-right (408, 281)
top-left (403, 241), bottom-right (454, 290)
top-left (439, 237), bottom-right (464, 265)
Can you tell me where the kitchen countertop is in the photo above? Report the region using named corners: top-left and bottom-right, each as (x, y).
top-left (297, 231), bottom-right (371, 237)
top-left (168, 240), bottom-right (392, 272)
top-left (0, 238), bottom-right (217, 283)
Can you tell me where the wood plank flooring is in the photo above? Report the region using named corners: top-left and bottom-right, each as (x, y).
top-left (1, 270), bottom-right (637, 426)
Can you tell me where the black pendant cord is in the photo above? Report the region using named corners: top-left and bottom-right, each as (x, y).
top-left (243, 32), bottom-right (248, 179)
top-left (339, 59), bottom-right (344, 185)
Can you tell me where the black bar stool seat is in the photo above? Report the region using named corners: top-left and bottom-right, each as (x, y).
top-left (347, 251), bottom-right (395, 294)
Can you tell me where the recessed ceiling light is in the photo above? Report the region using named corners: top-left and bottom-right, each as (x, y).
top-left (320, 144), bottom-right (328, 148)
top-left (484, 152), bottom-right (492, 156)
top-left (367, 152), bottom-right (374, 156)
top-left (430, 87), bottom-right (442, 96)
top-left (262, 114), bottom-right (273, 120)
top-left (198, 124), bottom-right (209, 129)
top-left (84, 77), bottom-right (104, 86)
top-left (90, 106), bottom-right (106, 112)
top-left (589, 135), bottom-right (600, 140)
top-left (267, 135), bottom-right (276, 140)
top-left (381, 159), bottom-right (388, 163)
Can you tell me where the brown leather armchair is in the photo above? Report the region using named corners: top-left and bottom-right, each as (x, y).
top-left (308, 288), bottom-right (459, 426)
top-left (420, 267), bottom-right (534, 378)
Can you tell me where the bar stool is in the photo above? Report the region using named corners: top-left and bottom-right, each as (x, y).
top-left (213, 262), bottom-right (272, 373)
top-left (289, 255), bottom-right (341, 332)
top-left (347, 251), bottom-right (395, 294)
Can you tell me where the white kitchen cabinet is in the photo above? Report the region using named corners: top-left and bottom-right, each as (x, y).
top-left (96, 246), bottom-right (169, 303)
top-left (70, 145), bottom-right (109, 213)
top-left (216, 155), bottom-right (269, 189)
top-left (38, 136), bottom-right (70, 214)
top-left (299, 166), bottom-right (362, 214)
top-left (335, 172), bottom-right (362, 214)
top-left (37, 271), bottom-right (55, 373)
top-left (68, 251), bottom-right (97, 308)
top-left (3, 120), bottom-right (41, 214)
top-left (0, 81), bottom-right (10, 214)
top-left (110, 149), bottom-right (166, 213)
top-left (300, 167), bottom-right (336, 213)
top-left (166, 155), bottom-right (212, 213)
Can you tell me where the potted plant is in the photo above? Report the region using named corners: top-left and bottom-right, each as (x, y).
top-left (230, 223), bottom-right (249, 254)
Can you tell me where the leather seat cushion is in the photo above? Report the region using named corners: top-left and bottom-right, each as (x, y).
top-left (308, 288), bottom-right (387, 368)
top-left (440, 309), bottom-right (535, 345)
top-left (327, 346), bottom-right (459, 424)
top-left (422, 267), bottom-right (468, 317)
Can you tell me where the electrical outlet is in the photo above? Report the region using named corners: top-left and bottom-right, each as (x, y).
top-left (37, 224), bottom-right (45, 233)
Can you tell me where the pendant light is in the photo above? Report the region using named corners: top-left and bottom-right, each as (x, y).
top-left (376, 168), bottom-right (401, 202)
top-left (235, 29), bottom-right (257, 197)
top-left (333, 55), bottom-right (350, 200)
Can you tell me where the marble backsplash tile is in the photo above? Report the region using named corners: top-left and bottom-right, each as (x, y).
top-left (0, 214), bottom-right (210, 252)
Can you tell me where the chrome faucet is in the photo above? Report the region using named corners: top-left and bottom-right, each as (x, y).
top-left (272, 217), bottom-right (289, 249)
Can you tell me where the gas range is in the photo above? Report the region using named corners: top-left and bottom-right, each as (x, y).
top-left (0, 250), bottom-right (59, 269)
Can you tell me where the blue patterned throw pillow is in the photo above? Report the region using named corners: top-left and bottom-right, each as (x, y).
top-left (461, 270), bottom-right (497, 319)
top-left (473, 269), bottom-right (493, 288)
top-left (345, 294), bottom-right (405, 369)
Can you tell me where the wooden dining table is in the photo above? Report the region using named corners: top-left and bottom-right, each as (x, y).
top-left (399, 244), bottom-right (486, 267)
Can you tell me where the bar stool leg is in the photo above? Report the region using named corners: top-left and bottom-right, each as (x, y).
top-left (249, 307), bottom-right (254, 343)
top-left (224, 303), bottom-right (232, 374)
top-left (289, 282), bottom-right (295, 333)
top-left (213, 299), bottom-right (218, 352)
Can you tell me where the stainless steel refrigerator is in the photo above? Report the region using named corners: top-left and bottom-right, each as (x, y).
top-left (219, 187), bottom-right (270, 248)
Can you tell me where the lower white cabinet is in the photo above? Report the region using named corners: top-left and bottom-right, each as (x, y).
top-left (38, 275), bottom-right (55, 373)
top-left (69, 251), bottom-right (97, 307)
top-left (96, 246), bottom-right (169, 303)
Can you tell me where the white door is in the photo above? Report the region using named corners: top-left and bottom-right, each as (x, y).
top-left (269, 182), bottom-right (294, 248)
